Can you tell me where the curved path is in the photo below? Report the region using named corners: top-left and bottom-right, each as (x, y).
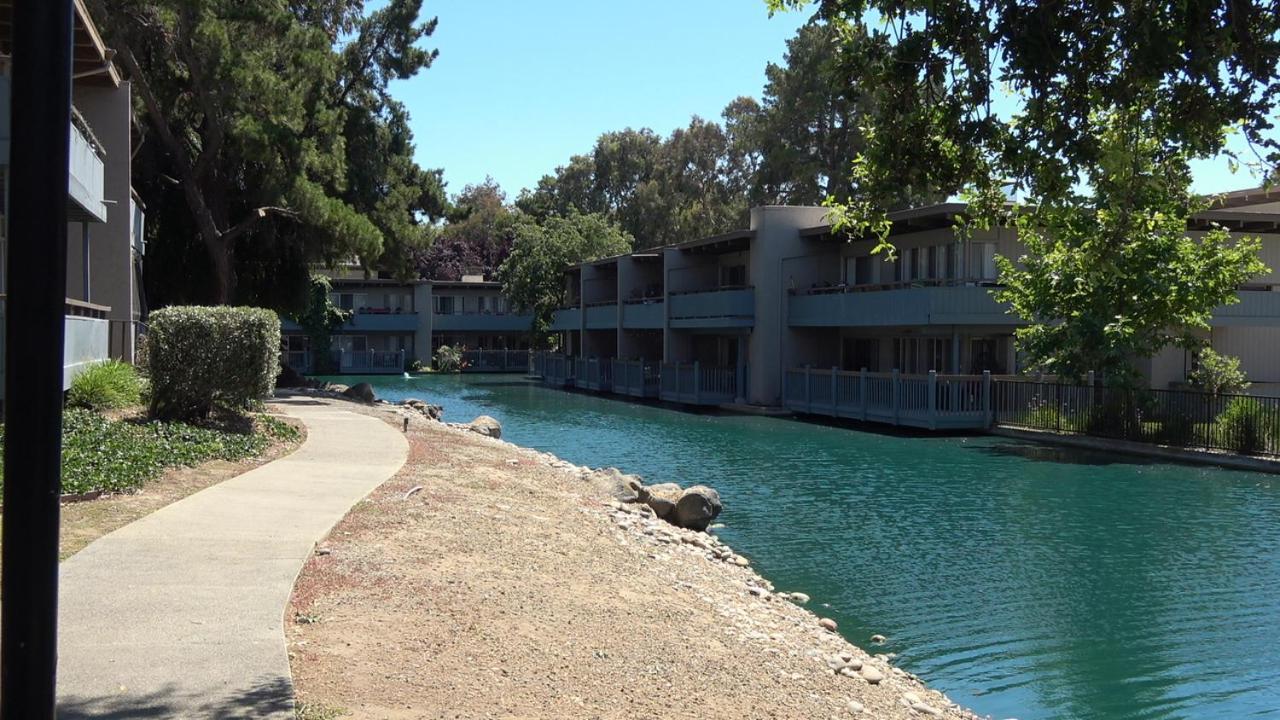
top-left (56, 396), bottom-right (408, 719)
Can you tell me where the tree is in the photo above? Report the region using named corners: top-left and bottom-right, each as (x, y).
top-left (293, 274), bottom-right (352, 373)
top-left (93, 0), bottom-right (445, 305)
top-left (1188, 348), bottom-right (1250, 396)
top-left (746, 20), bottom-right (870, 205)
top-left (498, 212), bottom-right (633, 336)
top-left (771, 0), bottom-right (1279, 384)
top-left (416, 180), bottom-right (515, 281)
top-left (993, 109), bottom-right (1267, 384)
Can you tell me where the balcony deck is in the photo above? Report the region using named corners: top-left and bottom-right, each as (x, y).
top-left (583, 303), bottom-right (618, 330)
top-left (621, 299), bottom-right (663, 329)
top-left (549, 307), bottom-right (581, 332)
top-left (434, 312), bottom-right (534, 333)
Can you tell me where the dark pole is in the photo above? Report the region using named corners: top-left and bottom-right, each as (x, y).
top-left (2, 0), bottom-right (74, 717)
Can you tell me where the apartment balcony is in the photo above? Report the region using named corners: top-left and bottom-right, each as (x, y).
top-left (621, 299), bottom-right (664, 329)
top-left (433, 311), bottom-right (534, 333)
top-left (584, 302), bottom-right (618, 330)
top-left (549, 306), bottom-right (581, 332)
top-left (0, 297), bottom-right (110, 393)
top-left (345, 311), bottom-right (420, 332)
top-left (668, 287), bottom-right (754, 329)
top-left (0, 79), bottom-right (107, 223)
top-left (788, 285), bottom-right (1018, 327)
top-left (1211, 290), bottom-right (1280, 327)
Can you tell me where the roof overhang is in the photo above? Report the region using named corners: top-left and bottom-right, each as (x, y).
top-left (0, 0), bottom-right (122, 87)
top-left (675, 229), bottom-right (754, 255)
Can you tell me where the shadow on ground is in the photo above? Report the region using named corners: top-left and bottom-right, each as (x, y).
top-left (58, 675), bottom-right (293, 719)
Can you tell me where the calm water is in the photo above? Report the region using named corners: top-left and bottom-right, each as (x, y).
top-left (323, 373), bottom-right (1280, 720)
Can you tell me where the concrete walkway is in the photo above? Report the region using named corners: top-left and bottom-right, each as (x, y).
top-left (56, 397), bottom-right (408, 719)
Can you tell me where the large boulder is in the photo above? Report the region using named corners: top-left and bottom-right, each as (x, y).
top-left (597, 467), bottom-right (645, 502)
top-left (467, 415), bottom-right (502, 439)
top-left (342, 382), bottom-right (376, 403)
top-left (673, 485), bottom-right (723, 531)
top-left (644, 482), bottom-right (683, 520)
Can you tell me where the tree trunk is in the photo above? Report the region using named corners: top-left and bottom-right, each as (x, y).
top-left (204, 235), bottom-right (235, 305)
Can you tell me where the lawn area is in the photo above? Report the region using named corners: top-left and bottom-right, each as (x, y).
top-left (0, 408), bottom-right (302, 496)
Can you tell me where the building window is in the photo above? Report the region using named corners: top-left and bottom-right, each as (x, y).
top-left (434, 296), bottom-right (458, 314)
top-left (842, 337), bottom-right (880, 371)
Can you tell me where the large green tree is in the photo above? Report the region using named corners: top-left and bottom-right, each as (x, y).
top-left (497, 212), bottom-right (633, 336)
top-left (94, 0), bottom-right (446, 307)
top-left (771, 0), bottom-right (1280, 383)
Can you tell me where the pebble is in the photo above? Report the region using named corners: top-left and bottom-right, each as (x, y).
top-left (870, 633), bottom-right (886, 644)
top-left (911, 701), bottom-right (944, 717)
top-left (860, 665), bottom-right (884, 684)
top-left (732, 556), bottom-right (751, 567)
top-left (818, 618), bottom-right (838, 632)
top-left (748, 586), bottom-right (769, 598)
top-left (846, 700), bottom-right (864, 715)
top-left (826, 656), bottom-right (846, 671)
top-left (315, 547), bottom-right (332, 556)
top-left (787, 592), bottom-right (811, 604)
top-left (903, 692), bottom-right (922, 705)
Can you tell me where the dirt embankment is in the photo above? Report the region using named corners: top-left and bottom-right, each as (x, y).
top-left (288, 399), bottom-right (981, 720)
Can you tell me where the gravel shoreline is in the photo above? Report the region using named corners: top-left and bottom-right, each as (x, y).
top-left (287, 394), bottom-right (987, 719)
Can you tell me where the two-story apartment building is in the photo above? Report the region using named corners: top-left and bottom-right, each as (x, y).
top-left (282, 271), bottom-right (535, 374)
top-left (543, 191), bottom-right (1280, 407)
top-left (0, 0), bottom-right (147, 390)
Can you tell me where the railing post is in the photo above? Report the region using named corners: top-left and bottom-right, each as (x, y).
top-left (693, 361), bottom-right (701, 403)
top-left (804, 364), bottom-right (812, 413)
top-left (928, 370), bottom-right (938, 430)
top-left (859, 368), bottom-right (868, 421)
top-left (831, 366), bottom-right (838, 418)
top-left (982, 370), bottom-right (992, 428)
top-left (892, 368), bottom-right (901, 426)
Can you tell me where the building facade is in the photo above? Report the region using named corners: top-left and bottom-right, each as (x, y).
top-left (0, 0), bottom-right (147, 390)
top-left (282, 273), bottom-right (535, 374)
top-left (544, 192), bottom-right (1280, 407)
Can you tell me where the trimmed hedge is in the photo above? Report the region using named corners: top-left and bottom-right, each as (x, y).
top-left (147, 306), bottom-right (281, 419)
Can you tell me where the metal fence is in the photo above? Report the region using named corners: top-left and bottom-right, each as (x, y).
top-left (993, 379), bottom-right (1280, 456)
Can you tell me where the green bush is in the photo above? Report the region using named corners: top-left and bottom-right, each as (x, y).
top-left (1216, 397), bottom-right (1279, 455)
top-left (146, 306), bottom-right (281, 419)
top-left (1157, 412), bottom-right (1197, 447)
top-left (67, 360), bottom-right (142, 411)
top-left (434, 344), bottom-right (464, 373)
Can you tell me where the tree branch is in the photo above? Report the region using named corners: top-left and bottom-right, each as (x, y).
top-left (222, 206), bottom-right (301, 244)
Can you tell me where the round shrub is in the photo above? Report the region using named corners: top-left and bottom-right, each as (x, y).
top-left (146, 306), bottom-right (281, 419)
top-left (1216, 397), bottom-right (1279, 455)
top-left (67, 359), bottom-right (142, 411)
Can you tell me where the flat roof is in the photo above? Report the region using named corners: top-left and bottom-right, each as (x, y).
top-left (673, 229), bottom-right (754, 254)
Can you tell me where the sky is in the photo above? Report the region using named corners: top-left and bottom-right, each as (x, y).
top-left (391, 1), bottom-right (1267, 203)
top-left (395, 0), bottom-right (810, 200)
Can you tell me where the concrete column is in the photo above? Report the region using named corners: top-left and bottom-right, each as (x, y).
top-left (412, 283), bottom-right (432, 364)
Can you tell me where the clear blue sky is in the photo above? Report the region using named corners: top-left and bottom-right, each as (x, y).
top-left (395, 0), bottom-right (810, 200)
top-left (391, 1), bottom-right (1264, 202)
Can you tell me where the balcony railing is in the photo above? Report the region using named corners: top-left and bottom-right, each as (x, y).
top-left (68, 107), bottom-right (107, 223)
top-left (611, 358), bottom-right (660, 398)
top-left (783, 367), bottom-right (991, 430)
top-left (331, 349), bottom-right (405, 374)
top-left (433, 311), bottom-right (534, 332)
top-left (659, 362), bottom-right (741, 405)
top-left (788, 285), bottom-right (1016, 327)
top-left (460, 349), bottom-right (529, 372)
top-left (574, 357), bottom-right (613, 391)
top-left (583, 302), bottom-right (618, 330)
top-left (621, 298), bottom-right (663, 329)
top-left (668, 287), bottom-right (754, 328)
top-left (548, 306), bottom-right (581, 332)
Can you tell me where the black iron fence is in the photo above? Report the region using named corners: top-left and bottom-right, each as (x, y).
top-left (994, 379), bottom-right (1280, 457)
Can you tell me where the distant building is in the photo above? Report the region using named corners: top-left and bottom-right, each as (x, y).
top-left (281, 269), bottom-right (534, 374)
top-left (0, 0), bottom-right (147, 389)
top-left (541, 190), bottom-right (1280, 406)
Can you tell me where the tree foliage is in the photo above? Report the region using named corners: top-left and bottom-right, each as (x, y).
top-left (770, 0), bottom-right (1279, 384)
top-left (292, 274), bottom-right (352, 374)
top-left (497, 213), bottom-right (633, 336)
top-left (94, 0), bottom-right (447, 307)
top-left (415, 180), bottom-right (516, 281)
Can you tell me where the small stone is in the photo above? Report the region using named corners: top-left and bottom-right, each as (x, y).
top-left (846, 700), bottom-right (864, 715)
top-left (818, 617), bottom-right (838, 632)
top-left (732, 555), bottom-right (750, 567)
top-left (787, 592), bottom-right (811, 605)
top-left (748, 586), bottom-right (769, 598)
top-left (902, 692), bottom-right (922, 705)
top-left (315, 547), bottom-right (332, 556)
top-left (843, 658), bottom-right (863, 671)
top-left (839, 666), bottom-right (859, 678)
top-left (910, 702), bottom-right (943, 717)
top-left (870, 633), bottom-right (886, 644)
top-left (860, 665), bottom-right (884, 684)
